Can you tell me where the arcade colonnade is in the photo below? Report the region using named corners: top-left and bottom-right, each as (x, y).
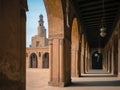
top-left (44, 0), bottom-right (120, 87)
top-left (0, 0), bottom-right (120, 90)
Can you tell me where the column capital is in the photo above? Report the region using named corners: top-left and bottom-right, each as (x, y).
top-left (60, 39), bottom-right (64, 45)
top-left (48, 39), bottom-right (53, 45)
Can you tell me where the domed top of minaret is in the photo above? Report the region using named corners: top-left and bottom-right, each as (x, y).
top-left (39, 14), bottom-right (44, 26)
top-left (40, 14), bottom-right (43, 19)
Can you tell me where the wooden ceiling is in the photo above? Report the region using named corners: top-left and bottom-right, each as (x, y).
top-left (73, 0), bottom-right (120, 48)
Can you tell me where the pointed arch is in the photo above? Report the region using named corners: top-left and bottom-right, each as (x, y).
top-left (29, 53), bottom-right (38, 68)
top-left (92, 51), bottom-right (103, 69)
top-left (44, 0), bottom-right (64, 36)
top-left (42, 52), bottom-right (49, 68)
top-left (71, 18), bottom-right (80, 77)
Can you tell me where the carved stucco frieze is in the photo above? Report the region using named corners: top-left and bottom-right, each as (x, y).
top-left (49, 34), bottom-right (64, 39)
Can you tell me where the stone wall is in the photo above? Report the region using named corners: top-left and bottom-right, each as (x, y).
top-left (103, 19), bottom-right (120, 76)
top-left (0, 0), bottom-right (28, 90)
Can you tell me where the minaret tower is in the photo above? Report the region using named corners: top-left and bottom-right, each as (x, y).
top-left (32, 14), bottom-right (48, 48)
top-left (37, 14), bottom-right (46, 37)
top-left (39, 14), bottom-right (44, 26)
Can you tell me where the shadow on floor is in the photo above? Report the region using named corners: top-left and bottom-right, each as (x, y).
top-left (70, 80), bottom-right (120, 87)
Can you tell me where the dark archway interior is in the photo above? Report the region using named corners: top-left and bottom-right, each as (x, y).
top-left (92, 51), bottom-right (103, 69)
top-left (42, 53), bottom-right (49, 68)
top-left (30, 53), bottom-right (38, 68)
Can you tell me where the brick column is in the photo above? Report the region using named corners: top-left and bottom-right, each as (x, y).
top-left (71, 48), bottom-right (79, 77)
top-left (87, 48), bottom-right (90, 71)
top-left (81, 34), bottom-right (85, 74)
top-left (85, 43), bottom-right (88, 73)
top-left (118, 23), bottom-right (120, 77)
top-left (107, 50), bottom-right (110, 73)
top-left (59, 39), bottom-right (64, 82)
top-left (48, 38), bottom-right (71, 87)
top-left (111, 45), bottom-right (114, 74)
top-left (48, 39), bottom-right (53, 82)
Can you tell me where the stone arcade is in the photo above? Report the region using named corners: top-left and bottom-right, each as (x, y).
top-left (0, 0), bottom-right (120, 90)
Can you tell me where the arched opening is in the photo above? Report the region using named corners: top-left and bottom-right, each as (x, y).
top-left (29, 53), bottom-right (38, 68)
top-left (26, 0), bottom-right (48, 47)
top-left (42, 53), bottom-right (49, 68)
top-left (92, 51), bottom-right (103, 69)
top-left (26, 0), bottom-right (50, 88)
top-left (71, 18), bottom-right (79, 77)
top-left (0, 0), bottom-right (120, 89)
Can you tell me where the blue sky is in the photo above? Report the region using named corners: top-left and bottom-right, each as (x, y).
top-left (26, 0), bottom-right (48, 47)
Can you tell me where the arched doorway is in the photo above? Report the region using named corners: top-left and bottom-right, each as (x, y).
top-left (71, 18), bottom-right (80, 77)
top-left (92, 51), bottom-right (103, 69)
top-left (42, 53), bottom-right (49, 68)
top-left (29, 53), bottom-right (38, 68)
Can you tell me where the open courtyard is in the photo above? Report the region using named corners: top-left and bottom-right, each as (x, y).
top-left (26, 69), bottom-right (120, 90)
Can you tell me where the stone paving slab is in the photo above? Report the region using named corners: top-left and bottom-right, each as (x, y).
top-left (26, 69), bottom-right (120, 90)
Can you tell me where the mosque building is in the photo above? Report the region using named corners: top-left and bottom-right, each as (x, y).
top-left (26, 14), bottom-right (49, 69)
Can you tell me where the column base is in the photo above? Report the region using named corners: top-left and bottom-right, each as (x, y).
top-left (48, 80), bottom-right (71, 87)
top-left (117, 73), bottom-right (120, 78)
top-left (76, 74), bottom-right (81, 77)
top-left (71, 74), bottom-right (80, 77)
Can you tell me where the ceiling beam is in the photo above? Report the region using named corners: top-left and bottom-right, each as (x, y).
top-left (82, 13), bottom-right (116, 19)
top-left (86, 24), bottom-right (112, 29)
top-left (78, 0), bottom-right (116, 8)
top-left (80, 5), bottom-right (117, 14)
top-left (84, 19), bottom-right (113, 25)
top-left (81, 8), bottom-right (118, 16)
top-left (84, 17), bottom-right (115, 23)
top-left (84, 16), bottom-right (115, 22)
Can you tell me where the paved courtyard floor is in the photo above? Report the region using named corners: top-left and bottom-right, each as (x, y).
top-left (26, 69), bottom-right (120, 90)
